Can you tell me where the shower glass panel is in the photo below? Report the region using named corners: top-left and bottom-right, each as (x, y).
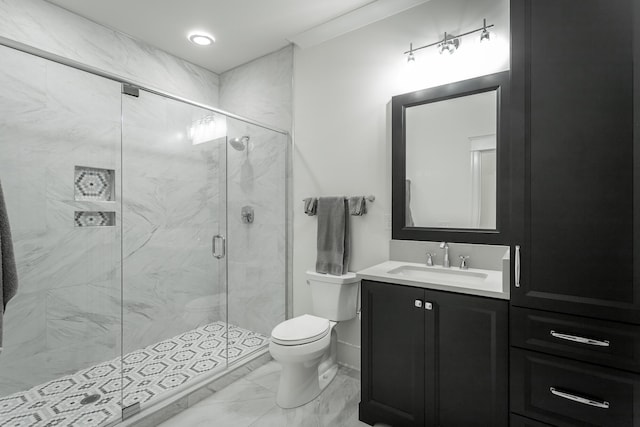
top-left (120, 90), bottom-right (228, 412)
top-left (0, 41), bottom-right (288, 427)
top-left (226, 118), bottom-right (287, 345)
top-left (0, 45), bottom-right (124, 426)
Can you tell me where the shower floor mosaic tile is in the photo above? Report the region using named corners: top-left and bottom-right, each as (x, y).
top-left (0, 322), bottom-right (267, 427)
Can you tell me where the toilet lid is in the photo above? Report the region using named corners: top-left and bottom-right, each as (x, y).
top-left (271, 314), bottom-right (330, 346)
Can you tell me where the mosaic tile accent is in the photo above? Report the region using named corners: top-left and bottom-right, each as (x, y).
top-left (0, 322), bottom-right (268, 427)
top-left (74, 211), bottom-right (115, 227)
top-left (74, 167), bottom-right (115, 201)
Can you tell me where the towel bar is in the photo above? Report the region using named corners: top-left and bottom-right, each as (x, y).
top-left (302, 195), bottom-right (375, 202)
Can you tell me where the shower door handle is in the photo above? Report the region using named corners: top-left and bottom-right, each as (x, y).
top-left (212, 235), bottom-right (226, 259)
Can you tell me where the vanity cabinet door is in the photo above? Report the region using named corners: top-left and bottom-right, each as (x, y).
top-left (359, 280), bottom-right (426, 427)
top-left (511, 0), bottom-right (640, 324)
top-left (429, 290), bottom-right (509, 427)
top-left (359, 280), bottom-right (509, 427)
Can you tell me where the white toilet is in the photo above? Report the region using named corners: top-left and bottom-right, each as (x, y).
top-left (269, 270), bottom-right (360, 408)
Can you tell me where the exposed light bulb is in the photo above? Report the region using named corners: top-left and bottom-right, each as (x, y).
top-left (438, 39), bottom-right (459, 55)
top-left (438, 32), bottom-right (459, 55)
top-left (406, 43), bottom-right (416, 64)
top-left (480, 29), bottom-right (491, 43)
top-left (480, 19), bottom-right (492, 43)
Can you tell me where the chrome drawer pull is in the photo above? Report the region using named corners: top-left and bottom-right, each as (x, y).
top-left (550, 330), bottom-right (610, 347)
top-left (549, 387), bottom-right (610, 409)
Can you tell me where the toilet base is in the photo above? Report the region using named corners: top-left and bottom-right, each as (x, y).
top-left (274, 328), bottom-right (339, 409)
top-left (318, 363), bottom-right (338, 392)
top-left (275, 359), bottom-right (339, 409)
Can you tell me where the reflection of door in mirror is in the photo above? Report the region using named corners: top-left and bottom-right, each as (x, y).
top-left (469, 134), bottom-right (496, 228)
top-left (405, 90), bottom-right (497, 230)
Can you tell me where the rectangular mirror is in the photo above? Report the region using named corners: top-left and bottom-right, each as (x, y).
top-left (392, 72), bottom-right (510, 244)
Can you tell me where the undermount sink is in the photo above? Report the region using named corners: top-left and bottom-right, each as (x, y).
top-left (387, 265), bottom-right (488, 285)
top-left (357, 259), bottom-right (508, 300)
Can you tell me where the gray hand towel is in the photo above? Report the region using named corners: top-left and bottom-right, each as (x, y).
top-left (348, 196), bottom-right (367, 216)
top-left (303, 197), bottom-right (317, 216)
top-left (315, 197), bottom-right (350, 275)
top-left (0, 180), bottom-right (18, 351)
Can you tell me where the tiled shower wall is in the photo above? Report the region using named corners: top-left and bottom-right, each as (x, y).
top-left (220, 45), bottom-right (293, 335)
top-left (0, 0), bottom-right (292, 397)
top-left (0, 45), bottom-right (123, 395)
top-left (0, 0), bottom-right (222, 396)
top-left (0, 0), bottom-right (219, 106)
top-left (120, 91), bottom-right (225, 354)
top-left (224, 119), bottom-right (287, 337)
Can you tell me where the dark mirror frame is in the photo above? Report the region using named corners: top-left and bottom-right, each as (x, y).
top-left (392, 71), bottom-right (510, 244)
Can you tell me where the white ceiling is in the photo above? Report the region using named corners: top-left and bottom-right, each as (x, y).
top-left (46, 0), bottom-right (427, 74)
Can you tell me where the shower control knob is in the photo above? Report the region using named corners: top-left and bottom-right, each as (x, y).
top-left (241, 205), bottom-right (254, 224)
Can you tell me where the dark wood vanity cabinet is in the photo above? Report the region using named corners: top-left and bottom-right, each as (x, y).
top-left (359, 280), bottom-right (508, 427)
top-left (511, 0), bottom-right (640, 324)
top-left (510, 0), bottom-right (640, 425)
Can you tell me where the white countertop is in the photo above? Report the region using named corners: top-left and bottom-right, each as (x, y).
top-left (357, 260), bottom-right (509, 300)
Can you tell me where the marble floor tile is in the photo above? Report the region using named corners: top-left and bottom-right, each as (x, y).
top-left (160, 362), bottom-right (369, 427)
top-left (242, 361), bottom-right (281, 393)
top-left (158, 379), bottom-right (275, 427)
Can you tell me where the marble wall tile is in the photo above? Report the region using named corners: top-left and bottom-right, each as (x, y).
top-left (220, 47), bottom-right (292, 337)
top-left (0, 44), bottom-right (122, 397)
top-left (45, 281), bottom-right (121, 350)
top-left (0, 1), bottom-right (292, 408)
top-left (0, 0), bottom-right (219, 106)
top-left (220, 45), bottom-right (293, 131)
top-left (121, 90), bottom-right (227, 355)
top-left (225, 119), bottom-right (288, 337)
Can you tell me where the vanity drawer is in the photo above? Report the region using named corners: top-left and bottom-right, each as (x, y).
top-left (510, 414), bottom-right (553, 426)
top-left (511, 307), bottom-right (640, 372)
top-left (511, 348), bottom-right (640, 427)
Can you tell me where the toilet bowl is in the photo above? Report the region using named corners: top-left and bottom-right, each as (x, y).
top-left (269, 271), bottom-right (360, 408)
top-left (269, 314), bottom-right (338, 408)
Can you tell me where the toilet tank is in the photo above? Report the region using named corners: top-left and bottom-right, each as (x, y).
top-left (306, 270), bottom-right (361, 321)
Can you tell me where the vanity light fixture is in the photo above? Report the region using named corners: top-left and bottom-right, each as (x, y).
top-left (479, 19), bottom-right (492, 43)
top-left (437, 32), bottom-right (459, 55)
top-left (188, 32), bottom-right (215, 46)
top-left (404, 18), bottom-right (494, 61)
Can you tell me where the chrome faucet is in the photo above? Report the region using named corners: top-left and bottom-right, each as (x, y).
top-left (426, 252), bottom-right (435, 266)
top-left (459, 255), bottom-right (470, 270)
top-left (440, 242), bottom-right (450, 268)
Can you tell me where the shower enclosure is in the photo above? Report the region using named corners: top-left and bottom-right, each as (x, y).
top-left (0, 42), bottom-right (288, 427)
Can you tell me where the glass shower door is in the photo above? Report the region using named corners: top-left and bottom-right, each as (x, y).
top-left (120, 90), bottom-right (227, 413)
top-left (0, 45), bottom-right (123, 426)
top-left (225, 117), bottom-right (287, 358)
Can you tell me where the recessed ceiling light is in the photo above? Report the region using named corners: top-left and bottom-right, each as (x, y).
top-left (188, 32), bottom-right (215, 46)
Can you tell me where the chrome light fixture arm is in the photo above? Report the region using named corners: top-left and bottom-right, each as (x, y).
top-left (403, 18), bottom-right (495, 59)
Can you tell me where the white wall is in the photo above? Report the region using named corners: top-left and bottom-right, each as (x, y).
top-left (293, 0), bottom-right (509, 369)
top-left (0, 0), bottom-right (219, 105)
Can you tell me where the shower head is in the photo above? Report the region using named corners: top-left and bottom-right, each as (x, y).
top-left (229, 136), bottom-right (250, 151)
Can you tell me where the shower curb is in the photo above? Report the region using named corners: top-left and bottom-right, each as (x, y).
top-left (117, 349), bottom-right (272, 427)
